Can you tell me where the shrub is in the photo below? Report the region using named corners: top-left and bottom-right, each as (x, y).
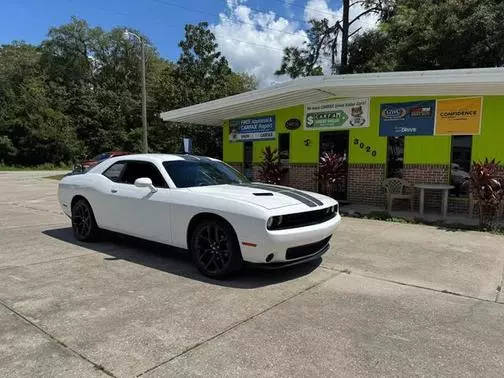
top-left (257, 146), bottom-right (287, 184)
top-left (316, 152), bottom-right (347, 197)
top-left (468, 158), bottom-right (504, 227)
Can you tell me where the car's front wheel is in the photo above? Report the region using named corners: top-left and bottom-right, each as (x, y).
top-left (190, 219), bottom-right (243, 279)
top-left (71, 198), bottom-right (99, 242)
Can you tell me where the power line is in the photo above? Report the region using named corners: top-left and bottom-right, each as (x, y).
top-left (150, 0), bottom-right (307, 38)
top-left (267, 0), bottom-right (341, 19)
top-left (147, 0), bottom-right (335, 65)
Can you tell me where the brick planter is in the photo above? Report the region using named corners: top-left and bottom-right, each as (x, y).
top-left (347, 164), bottom-right (386, 206)
top-left (402, 164), bottom-right (450, 209)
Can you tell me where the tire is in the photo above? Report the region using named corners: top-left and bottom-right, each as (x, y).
top-left (71, 198), bottom-right (100, 242)
top-left (189, 219), bottom-right (243, 279)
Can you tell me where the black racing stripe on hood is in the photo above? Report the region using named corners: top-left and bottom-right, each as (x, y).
top-left (236, 183), bottom-right (318, 207)
top-left (246, 183), bottom-right (324, 206)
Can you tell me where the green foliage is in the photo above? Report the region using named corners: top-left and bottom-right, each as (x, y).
top-left (278, 0), bottom-right (504, 76)
top-left (0, 18), bottom-right (256, 167)
top-left (348, 0), bottom-right (504, 72)
top-left (257, 146), bottom-right (287, 185)
top-left (276, 1), bottom-right (394, 77)
top-left (468, 158), bottom-right (504, 227)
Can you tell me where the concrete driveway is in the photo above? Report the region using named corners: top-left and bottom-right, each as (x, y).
top-left (1, 171), bottom-right (504, 377)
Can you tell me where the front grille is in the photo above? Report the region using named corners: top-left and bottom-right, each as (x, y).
top-left (270, 205), bottom-right (338, 230)
top-left (285, 236), bottom-right (332, 260)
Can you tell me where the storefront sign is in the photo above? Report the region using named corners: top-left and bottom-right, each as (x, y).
top-left (285, 118), bottom-right (301, 130)
top-left (435, 97), bottom-right (482, 135)
top-left (305, 98), bottom-right (370, 130)
top-left (379, 100), bottom-right (436, 136)
top-left (229, 116), bottom-right (275, 142)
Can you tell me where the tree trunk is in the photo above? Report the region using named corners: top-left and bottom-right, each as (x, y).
top-left (340, 0), bottom-right (350, 74)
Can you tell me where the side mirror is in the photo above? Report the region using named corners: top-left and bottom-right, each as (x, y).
top-left (134, 177), bottom-right (157, 193)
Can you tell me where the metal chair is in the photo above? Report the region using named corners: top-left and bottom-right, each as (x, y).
top-left (382, 178), bottom-right (415, 213)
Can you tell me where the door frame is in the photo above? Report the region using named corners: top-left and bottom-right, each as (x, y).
top-left (318, 130), bottom-right (350, 200)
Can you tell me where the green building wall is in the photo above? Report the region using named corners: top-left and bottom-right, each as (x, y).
top-left (223, 95), bottom-right (504, 166)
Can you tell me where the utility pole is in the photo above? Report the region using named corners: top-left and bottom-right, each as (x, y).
top-left (123, 30), bottom-right (148, 153)
top-left (341, 0), bottom-right (350, 74)
top-left (140, 41), bottom-right (148, 153)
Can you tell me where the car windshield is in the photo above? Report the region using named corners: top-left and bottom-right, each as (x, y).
top-left (163, 160), bottom-right (249, 188)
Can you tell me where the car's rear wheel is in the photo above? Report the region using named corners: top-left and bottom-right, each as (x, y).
top-left (72, 198), bottom-right (99, 242)
top-left (190, 219), bottom-right (243, 279)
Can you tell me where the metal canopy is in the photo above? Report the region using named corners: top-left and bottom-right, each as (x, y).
top-left (160, 68), bottom-right (504, 126)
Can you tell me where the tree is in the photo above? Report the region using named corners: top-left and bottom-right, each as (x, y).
top-left (276, 0), bottom-right (394, 78)
top-left (0, 18), bottom-right (256, 166)
top-left (348, 0), bottom-right (504, 73)
top-left (0, 42), bottom-right (77, 165)
top-left (157, 22), bottom-right (257, 158)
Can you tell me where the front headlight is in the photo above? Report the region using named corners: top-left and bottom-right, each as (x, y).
top-left (267, 217), bottom-right (274, 228)
top-left (267, 215), bottom-right (283, 230)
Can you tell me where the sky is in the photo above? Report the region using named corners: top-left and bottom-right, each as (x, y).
top-left (1, 0), bottom-right (378, 87)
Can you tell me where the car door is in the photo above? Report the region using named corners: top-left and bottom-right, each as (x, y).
top-left (103, 160), bottom-right (172, 244)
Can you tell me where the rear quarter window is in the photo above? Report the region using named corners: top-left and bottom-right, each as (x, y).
top-left (102, 162), bottom-right (126, 182)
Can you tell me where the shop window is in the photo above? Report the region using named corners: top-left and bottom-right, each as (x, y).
top-left (387, 136), bottom-right (404, 178)
top-left (450, 136), bottom-right (472, 197)
top-left (278, 133), bottom-right (290, 163)
top-left (243, 141), bottom-right (253, 180)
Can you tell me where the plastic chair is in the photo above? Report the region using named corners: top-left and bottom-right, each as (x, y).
top-left (382, 178), bottom-right (415, 213)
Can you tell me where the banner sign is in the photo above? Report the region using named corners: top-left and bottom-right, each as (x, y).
top-left (305, 98), bottom-right (370, 130)
top-left (435, 97), bottom-right (482, 135)
top-left (379, 100), bottom-right (436, 136)
top-left (229, 116), bottom-right (275, 142)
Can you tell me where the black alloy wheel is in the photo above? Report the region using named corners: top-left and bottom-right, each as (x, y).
top-left (190, 220), bottom-right (243, 278)
top-left (72, 199), bottom-right (99, 241)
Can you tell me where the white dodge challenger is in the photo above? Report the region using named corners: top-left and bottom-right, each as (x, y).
top-left (58, 154), bottom-right (341, 278)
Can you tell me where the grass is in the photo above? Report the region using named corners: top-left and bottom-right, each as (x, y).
top-left (0, 163), bottom-right (72, 171)
top-left (346, 210), bottom-right (504, 235)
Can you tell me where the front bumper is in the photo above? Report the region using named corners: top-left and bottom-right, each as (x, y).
top-left (248, 242), bottom-right (330, 269)
top-left (239, 213), bottom-right (341, 264)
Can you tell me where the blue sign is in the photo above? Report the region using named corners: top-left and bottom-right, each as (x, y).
top-left (379, 100), bottom-right (436, 136)
top-left (229, 116), bottom-right (275, 142)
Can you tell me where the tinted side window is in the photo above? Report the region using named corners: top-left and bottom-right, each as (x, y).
top-left (121, 162), bottom-right (167, 188)
top-left (102, 162), bottom-right (126, 182)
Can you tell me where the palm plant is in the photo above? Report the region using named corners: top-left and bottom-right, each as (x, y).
top-left (316, 152), bottom-right (347, 197)
top-left (468, 158), bottom-right (504, 227)
top-left (257, 146), bottom-right (287, 185)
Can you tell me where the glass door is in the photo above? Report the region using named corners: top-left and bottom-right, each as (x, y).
top-left (319, 131), bottom-right (349, 200)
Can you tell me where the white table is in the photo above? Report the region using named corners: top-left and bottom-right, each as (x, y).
top-left (414, 183), bottom-right (455, 218)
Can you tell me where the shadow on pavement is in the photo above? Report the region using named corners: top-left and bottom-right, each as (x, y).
top-left (43, 227), bottom-right (322, 289)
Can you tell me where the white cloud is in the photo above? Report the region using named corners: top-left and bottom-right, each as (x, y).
top-left (305, 0), bottom-right (379, 35)
top-left (211, 1), bottom-right (308, 88)
top-left (304, 0), bottom-right (339, 24)
top-left (211, 0), bottom-right (379, 87)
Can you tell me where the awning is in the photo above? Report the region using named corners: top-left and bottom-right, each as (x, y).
top-left (160, 68), bottom-right (504, 126)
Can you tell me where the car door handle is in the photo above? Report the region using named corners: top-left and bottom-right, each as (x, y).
top-left (111, 189), bottom-right (118, 193)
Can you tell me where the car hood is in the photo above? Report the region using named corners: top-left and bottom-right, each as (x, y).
top-left (186, 183), bottom-right (328, 210)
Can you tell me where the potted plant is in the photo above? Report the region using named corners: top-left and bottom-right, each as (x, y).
top-left (468, 158), bottom-right (504, 227)
top-left (315, 152), bottom-right (347, 197)
top-left (257, 146), bottom-right (287, 184)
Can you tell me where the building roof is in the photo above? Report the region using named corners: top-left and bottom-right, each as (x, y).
top-left (160, 68), bottom-right (504, 126)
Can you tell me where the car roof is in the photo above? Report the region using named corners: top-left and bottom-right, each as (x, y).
top-left (106, 153), bottom-right (221, 164)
